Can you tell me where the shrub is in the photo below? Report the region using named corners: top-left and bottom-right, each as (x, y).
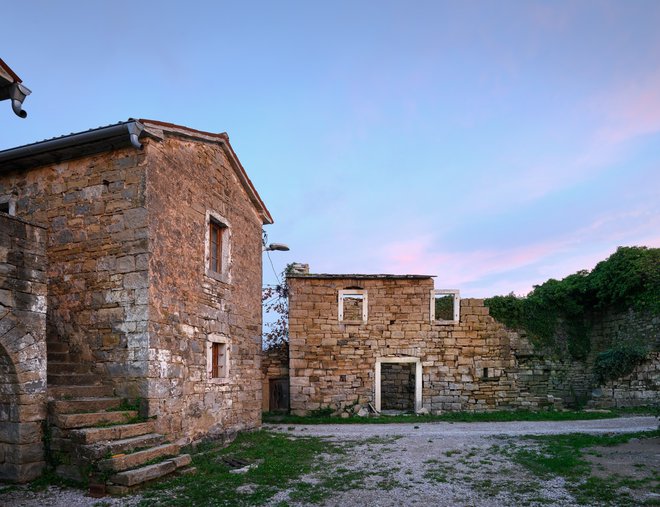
top-left (593, 343), bottom-right (648, 384)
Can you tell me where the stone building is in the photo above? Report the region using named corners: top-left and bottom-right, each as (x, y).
top-left (0, 119), bottom-right (272, 485)
top-left (283, 267), bottom-right (659, 416)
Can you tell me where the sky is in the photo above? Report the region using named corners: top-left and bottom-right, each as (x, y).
top-left (2, 0), bottom-right (659, 297)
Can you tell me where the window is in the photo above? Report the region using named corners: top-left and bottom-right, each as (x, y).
top-left (430, 289), bottom-right (460, 323)
top-left (0, 196), bottom-right (15, 216)
top-left (209, 220), bottom-right (225, 273)
top-left (207, 334), bottom-right (229, 382)
top-left (338, 289), bottom-right (368, 322)
top-left (205, 211), bottom-right (230, 282)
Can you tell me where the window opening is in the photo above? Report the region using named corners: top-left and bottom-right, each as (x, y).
top-left (0, 202), bottom-right (9, 214)
top-left (430, 289), bottom-right (460, 323)
top-left (209, 220), bottom-right (226, 274)
top-left (338, 290), bottom-right (368, 322)
top-left (207, 334), bottom-right (229, 382)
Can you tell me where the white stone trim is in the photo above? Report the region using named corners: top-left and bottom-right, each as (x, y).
top-left (374, 356), bottom-right (422, 413)
top-left (0, 195), bottom-right (16, 216)
top-left (430, 289), bottom-right (460, 324)
top-left (204, 210), bottom-right (231, 284)
top-left (338, 289), bottom-right (368, 322)
top-left (206, 333), bottom-right (230, 384)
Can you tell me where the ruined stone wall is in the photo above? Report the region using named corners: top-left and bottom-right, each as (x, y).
top-left (0, 214), bottom-right (47, 482)
top-left (589, 352), bottom-right (660, 408)
top-left (0, 148), bottom-right (150, 397)
top-left (144, 137), bottom-right (263, 442)
top-left (288, 277), bottom-right (559, 415)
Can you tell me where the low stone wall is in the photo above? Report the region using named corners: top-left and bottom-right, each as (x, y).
top-left (0, 213), bottom-right (47, 482)
top-left (589, 352), bottom-right (660, 409)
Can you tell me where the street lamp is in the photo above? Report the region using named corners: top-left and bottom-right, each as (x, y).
top-left (263, 243), bottom-right (290, 252)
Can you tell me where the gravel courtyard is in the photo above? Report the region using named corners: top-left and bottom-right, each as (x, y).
top-left (0, 416), bottom-right (657, 507)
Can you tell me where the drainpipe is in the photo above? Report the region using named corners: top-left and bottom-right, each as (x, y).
top-left (9, 82), bottom-right (31, 118)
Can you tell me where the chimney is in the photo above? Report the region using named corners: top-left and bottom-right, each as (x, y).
top-left (288, 263), bottom-right (309, 275)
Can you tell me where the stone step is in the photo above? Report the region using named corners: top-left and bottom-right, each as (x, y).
top-left (49, 384), bottom-right (115, 399)
top-left (108, 454), bottom-right (192, 488)
top-left (99, 443), bottom-right (180, 472)
top-left (70, 421), bottom-right (155, 445)
top-left (48, 372), bottom-right (101, 386)
top-left (52, 410), bottom-right (138, 430)
top-left (49, 397), bottom-right (122, 415)
top-left (81, 433), bottom-right (165, 461)
top-left (48, 361), bottom-right (92, 374)
top-left (47, 351), bottom-right (72, 362)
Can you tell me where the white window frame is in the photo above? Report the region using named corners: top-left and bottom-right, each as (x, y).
top-left (374, 356), bottom-right (423, 413)
top-left (338, 289), bottom-right (368, 322)
top-left (430, 289), bottom-right (460, 324)
top-left (207, 334), bottom-right (230, 383)
top-left (204, 210), bottom-right (231, 283)
top-left (0, 195), bottom-right (16, 216)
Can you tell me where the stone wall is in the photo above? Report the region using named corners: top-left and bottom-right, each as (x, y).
top-left (288, 276), bottom-right (562, 415)
top-left (589, 352), bottom-right (660, 408)
top-left (262, 343), bottom-right (289, 411)
top-left (381, 363), bottom-right (414, 411)
top-left (0, 148), bottom-right (150, 397)
top-left (0, 213), bottom-right (47, 482)
top-left (144, 136), bottom-right (263, 442)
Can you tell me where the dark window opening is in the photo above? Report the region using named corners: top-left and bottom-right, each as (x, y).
top-left (0, 202), bottom-right (9, 214)
top-left (209, 220), bottom-right (226, 274)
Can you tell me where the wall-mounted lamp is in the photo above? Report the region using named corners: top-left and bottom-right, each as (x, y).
top-left (263, 243), bottom-right (290, 252)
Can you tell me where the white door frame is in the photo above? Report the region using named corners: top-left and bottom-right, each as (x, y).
top-left (374, 356), bottom-right (422, 413)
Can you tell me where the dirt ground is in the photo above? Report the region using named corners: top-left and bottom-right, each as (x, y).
top-left (0, 416), bottom-right (657, 507)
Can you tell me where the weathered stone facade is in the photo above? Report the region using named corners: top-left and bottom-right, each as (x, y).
top-left (0, 119), bottom-right (271, 461)
top-left (287, 272), bottom-right (659, 416)
top-left (0, 213), bottom-right (47, 481)
top-left (589, 352), bottom-right (660, 408)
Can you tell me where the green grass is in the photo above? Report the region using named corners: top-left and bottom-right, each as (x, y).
top-left (139, 430), bottom-right (345, 506)
top-left (505, 429), bottom-right (660, 506)
top-left (263, 406), bottom-right (655, 425)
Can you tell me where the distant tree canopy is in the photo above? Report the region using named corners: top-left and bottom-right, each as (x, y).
top-left (484, 246), bottom-right (660, 360)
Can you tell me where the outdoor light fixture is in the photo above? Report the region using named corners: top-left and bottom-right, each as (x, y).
top-left (263, 243), bottom-right (290, 252)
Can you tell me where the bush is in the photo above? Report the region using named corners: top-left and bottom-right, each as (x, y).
top-left (593, 343), bottom-right (648, 384)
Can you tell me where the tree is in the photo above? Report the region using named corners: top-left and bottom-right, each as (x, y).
top-left (262, 264), bottom-right (296, 348)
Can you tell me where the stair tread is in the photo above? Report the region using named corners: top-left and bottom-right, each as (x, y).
top-left (71, 421), bottom-right (155, 444)
top-left (108, 454), bottom-right (192, 487)
top-left (99, 443), bottom-right (180, 472)
top-left (53, 410), bottom-right (138, 429)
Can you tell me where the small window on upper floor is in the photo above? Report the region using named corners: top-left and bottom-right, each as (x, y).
top-left (431, 289), bottom-right (460, 324)
top-left (338, 289), bottom-right (368, 323)
top-left (207, 334), bottom-right (229, 382)
top-left (205, 211), bottom-right (230, 283)
top-left (0, 196), bottom-right (15, 216)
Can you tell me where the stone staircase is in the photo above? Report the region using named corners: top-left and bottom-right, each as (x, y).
top-left (47, 341), bottom-right (194, 495)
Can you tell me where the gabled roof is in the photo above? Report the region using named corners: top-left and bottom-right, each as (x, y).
top-left (0, 119), bottom-right (273, 224)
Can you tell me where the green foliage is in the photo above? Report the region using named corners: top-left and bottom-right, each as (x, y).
top-left (594, 343), bottom-right (649, 384)
top-left (434, 295), bottom-right (454, 320)
top-left (485, 247), bottom-right (660, 359)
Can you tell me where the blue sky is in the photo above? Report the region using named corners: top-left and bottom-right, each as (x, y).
top-left (3, 0), bottom-right (659, 297)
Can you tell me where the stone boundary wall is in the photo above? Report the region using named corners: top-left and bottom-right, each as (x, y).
top-left (0, 213), bottom-right (47, 482)
top-left (589, 352), bottom-right (660, 408)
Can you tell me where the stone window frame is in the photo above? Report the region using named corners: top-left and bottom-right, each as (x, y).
top-left (207, 333), bottom-right (230, 384)
top-left (374, 356), bottom-right (423, 413)
top-left (0, 195), bottom-right (16, 216)
top-left (204, 210), bottom-right (231, 284)
top-left (338, 289), bottom-right (368, 323)
top-left (430, 289), bottom-right (460, 324)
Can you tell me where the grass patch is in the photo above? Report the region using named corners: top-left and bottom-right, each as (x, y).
top-left (263, 407), bottom-right (654, 425)
top-left (139, 430), bottom-right (343, 506)
top-left (505, 429), bottom-right (660, 506)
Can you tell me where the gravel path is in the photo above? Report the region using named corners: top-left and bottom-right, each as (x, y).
top-left (1, 417), bottom-right (656, 507)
